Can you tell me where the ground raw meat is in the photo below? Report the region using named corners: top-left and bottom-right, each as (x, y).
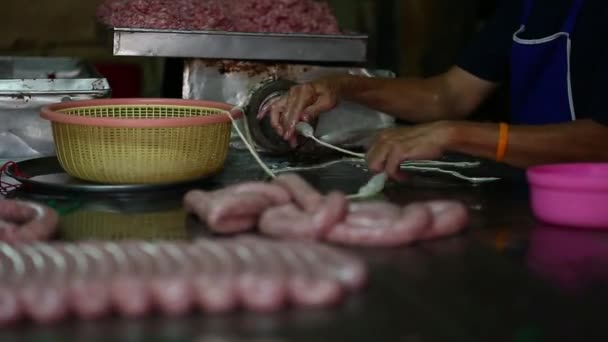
top-left (97, 0), bottom-right (341, 34)
top-left (185, 173), bottom-right (470, 247)
top-left (227, 0), bottom-right (341, 34)
top-left (0, 237), bottom-right (365, 325)
top-left (98, 0), bottom-right (234, 31)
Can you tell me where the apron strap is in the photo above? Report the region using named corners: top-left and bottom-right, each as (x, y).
top-left (520, 0), bottom-right (584, 34)
top-left (562, 0), bottom-right (585, 34)
top-left (520, 0), bottom-right (535, 26)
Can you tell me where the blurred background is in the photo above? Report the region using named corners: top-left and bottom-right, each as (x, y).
top-left (0, 0), bottom-right (502, 115)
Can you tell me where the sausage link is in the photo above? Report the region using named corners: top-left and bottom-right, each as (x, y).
top-left (75, 244), bottom-right (114, 319)
top-left (274, 241), bottom-right (343, 308)
top-left (20, 244), bottom-right (70, 323)
top-left (420, 201), bottom-right (469, 240)
top-left (191, 240), bottom-right (240, 313)
top-left (227, 239), bottom-right (283, 312)
top-left (301, 242), bottom-right (368, 291)
top-left (0, 244), bottom-right (24, 325)
top-left (104, 242), bottom-right (152, 317)
top-left (326, 203), bottom-right (433, 247)
top-left (237, 236), bottom-right (288, 312)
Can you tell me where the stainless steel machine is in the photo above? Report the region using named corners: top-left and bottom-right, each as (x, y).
top-left (112, 27), bottom-right (396, 154)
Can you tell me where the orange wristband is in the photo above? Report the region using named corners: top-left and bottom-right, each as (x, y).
top-left (496, 123), bottom-right (509, 162)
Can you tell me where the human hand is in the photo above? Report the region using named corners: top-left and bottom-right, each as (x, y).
top-left (366, 121), bottom-right (457, 181)
top-left (258, 77), bottom-right (341, 142)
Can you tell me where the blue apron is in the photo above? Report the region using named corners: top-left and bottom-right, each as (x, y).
top-left (510, 0), bottom-right (584, 125)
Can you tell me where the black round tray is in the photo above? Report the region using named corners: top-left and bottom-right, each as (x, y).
top-left (5, 156), bottom-right (207, 195)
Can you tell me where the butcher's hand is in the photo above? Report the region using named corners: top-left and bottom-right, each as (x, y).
top-left (259, 77), bottom-right (341, 142)
top-left (367, 121), bottom-right (457, 181)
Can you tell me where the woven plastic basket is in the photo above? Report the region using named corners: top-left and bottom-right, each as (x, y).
top-left (41, 98), bottom-right (239, 184)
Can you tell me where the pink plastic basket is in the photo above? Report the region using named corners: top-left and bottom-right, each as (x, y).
top-left (527, 163), bottom-right (608, 229)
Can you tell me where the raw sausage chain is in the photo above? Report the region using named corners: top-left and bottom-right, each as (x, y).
top-left (185, 173), bottom-right (469, 247)
top-left (0, 237), bottom-right (367, 325)
top-left (0, 200), bottom-right (59, 243)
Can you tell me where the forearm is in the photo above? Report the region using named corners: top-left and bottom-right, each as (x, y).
top-left (448, 120), bottom-right (608, 168)
top-left (329, 74), bottom-right (459, 123)
top-left (330, 67), bottom-right (496, 123)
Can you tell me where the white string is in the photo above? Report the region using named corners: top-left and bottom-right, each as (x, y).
top-left (222, 112), bottom-right (496, 200)
top-left (295, 123), bottom-right (366, 159)
top-left (272, 158), bottom-right (363, 174)
top-left (225, 108), bottom-right (276, 179)
top-left (224, 111), bottom-right (383, 198)
top-left (295, 122), bottom-right (385, 199)
top-left (403, 160), bottom-right (480, 168)
top-left (307, 136), bottom-right (366, 159)
top-left (400, 165), bottom-right (500, 183)
top-left (294, 124), bottom-right (484, 170)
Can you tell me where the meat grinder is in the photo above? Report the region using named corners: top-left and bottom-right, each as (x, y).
top-left (111, 27), bottom-right (396, 155)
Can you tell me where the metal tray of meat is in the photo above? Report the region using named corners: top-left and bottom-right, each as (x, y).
top-left (112, 27), bottom-right (368, 62)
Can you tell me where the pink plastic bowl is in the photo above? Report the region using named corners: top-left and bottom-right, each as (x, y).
top-left (527, 163), bottom-right (608, 229)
